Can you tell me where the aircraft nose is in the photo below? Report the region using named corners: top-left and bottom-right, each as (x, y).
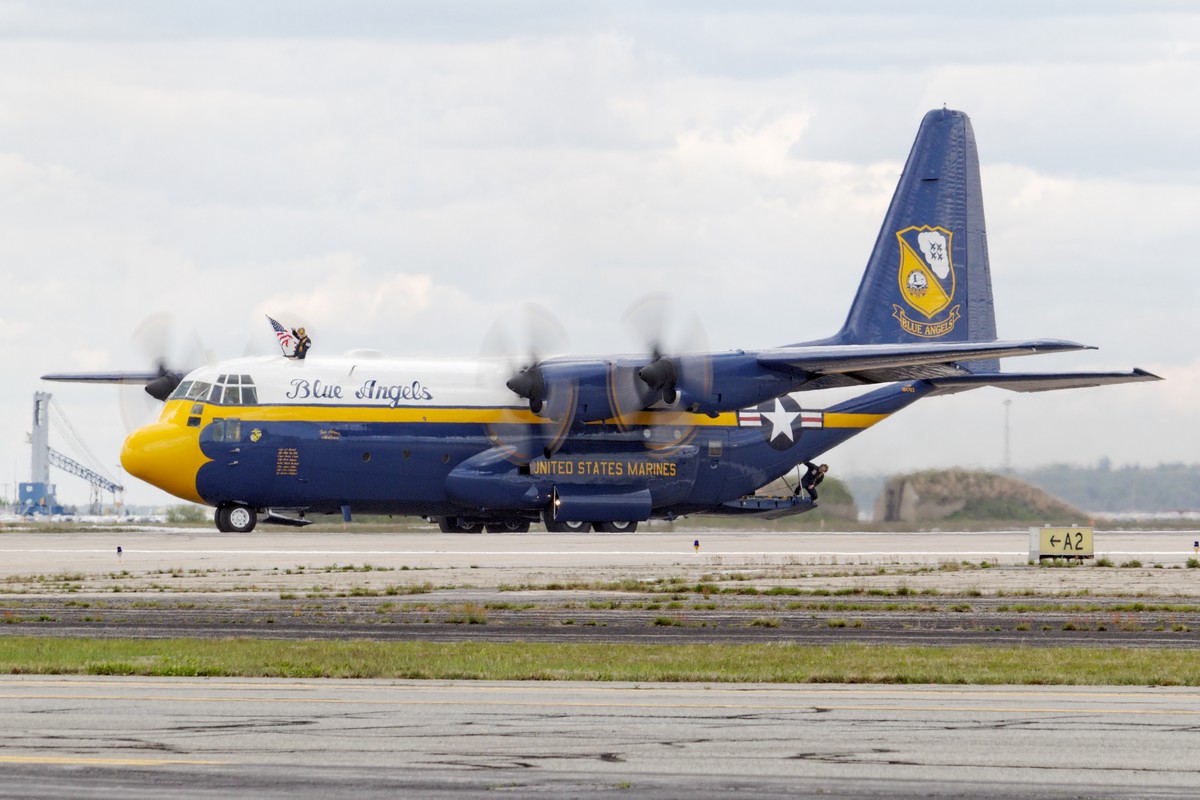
top-left (121, 422), bottom-right (206, 504)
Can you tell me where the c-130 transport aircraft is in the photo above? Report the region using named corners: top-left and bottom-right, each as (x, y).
top-left (45, 109), bottom-right (1157, 533)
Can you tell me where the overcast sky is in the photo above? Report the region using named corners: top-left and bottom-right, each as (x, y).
top-left (2, 1), bottom-right (1197, 507)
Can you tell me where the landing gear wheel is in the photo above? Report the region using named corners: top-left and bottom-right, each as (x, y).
top-left (549, 519), bottom-right (592, 533)
top-left (542, 512), bottom-right (592, 533)
top-left (485, 520), bottom-right (531, 533)
top-left (215, 504), bottom-right (257, 533)
top-left (437, 517), bottom-right (484, 534)
top-left (594, 521), bottom-right (637, 533)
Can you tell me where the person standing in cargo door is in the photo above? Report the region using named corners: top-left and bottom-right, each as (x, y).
top-left (800, 461), bottom-right (828, 502)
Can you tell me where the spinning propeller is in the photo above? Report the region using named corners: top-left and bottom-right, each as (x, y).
top-left (482, 294), bottom-right (715, 461)
top-left (480, 304), bottom-right (577, 463)
top-left (609, 293), bottom-right (713, 449)
top-left (118, 313), bottom-right (211, 433)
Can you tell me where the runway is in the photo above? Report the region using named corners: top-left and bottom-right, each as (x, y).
top-left (2, 528), bottom-right (1198, 601)
top-left (2, 527), bottom-right (1199, 797)
top-left (0, 676), bottom-right (1197, 799)
top-left (1, 527), bottom-right (1198, 573)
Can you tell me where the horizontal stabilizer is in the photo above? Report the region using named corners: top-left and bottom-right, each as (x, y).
top-left (925, 368), bottom-right (1161, 395)
top-left (757, 338), bottom-right (1090, 390)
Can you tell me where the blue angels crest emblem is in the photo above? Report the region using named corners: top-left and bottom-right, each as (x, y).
top-left (892, 225), bottom-right (960, 338)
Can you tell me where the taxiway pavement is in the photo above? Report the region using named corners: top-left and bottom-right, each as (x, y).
top-left (0, 676), bottom-right (1197, 799)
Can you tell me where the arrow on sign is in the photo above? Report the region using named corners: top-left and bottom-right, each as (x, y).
top-left (1049, 536), bottom-right (1061, 547)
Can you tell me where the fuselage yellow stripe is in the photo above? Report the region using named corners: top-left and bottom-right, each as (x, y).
top-left (823, 412), bottom-right (891, 429)
top-left (163, 400), bottom-right (740, 427)
top-left (161, 401), bottom-right (885, 431)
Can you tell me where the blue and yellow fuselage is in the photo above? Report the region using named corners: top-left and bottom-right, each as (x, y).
top-left (120, 354), bottom-right (924, 520)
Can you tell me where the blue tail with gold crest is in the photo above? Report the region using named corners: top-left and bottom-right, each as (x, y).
top-left (811, 108), bottom-right (999, 372)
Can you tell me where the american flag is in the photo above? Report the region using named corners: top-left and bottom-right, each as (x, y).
top-left (267, 315), bottom-right (294, 354)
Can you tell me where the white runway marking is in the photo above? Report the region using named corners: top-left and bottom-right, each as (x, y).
top-left (0, 548), bottom-right (1032, 556)
top-left (0, 548), bottom-right (1193, 556)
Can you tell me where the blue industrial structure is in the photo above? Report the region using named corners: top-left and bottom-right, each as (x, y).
top-left (19, 392), bottom-right (123, 516)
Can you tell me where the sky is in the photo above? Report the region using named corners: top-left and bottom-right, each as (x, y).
top-left (1, 1), bottom-right (1197, 508)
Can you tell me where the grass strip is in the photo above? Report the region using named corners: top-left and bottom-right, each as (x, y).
top-left (1, 637), bottom-right (1199, 684)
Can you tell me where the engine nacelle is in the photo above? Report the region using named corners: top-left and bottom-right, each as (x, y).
top-left (536, 352), bottom-right (802, 423)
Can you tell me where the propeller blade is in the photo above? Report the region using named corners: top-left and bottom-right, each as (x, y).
top-left (614, 293), bottom-right (713, 445)
top-left (480, 303), bottom-right (576, 462)
top-left (124, 314), bottom-right (209, 431)
top-left (505, 366), bottom-right (546, 414)
top-left (638, 355), bottom-right (678, 403)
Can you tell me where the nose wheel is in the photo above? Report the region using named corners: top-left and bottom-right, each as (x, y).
top-left (215, 503), bottom-right (257, 533)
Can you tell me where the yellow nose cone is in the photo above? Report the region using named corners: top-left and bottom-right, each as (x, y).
top-left (121, 422), bottom-right (208, 504)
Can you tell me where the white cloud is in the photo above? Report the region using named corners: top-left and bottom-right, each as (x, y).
top-left (2, 5), bottom-right (1197, 506)
top-left (674, 112), bottom-right (812, 176)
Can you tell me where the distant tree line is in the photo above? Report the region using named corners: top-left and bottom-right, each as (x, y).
top-left (1018, 461), bottom-right (1200, 513)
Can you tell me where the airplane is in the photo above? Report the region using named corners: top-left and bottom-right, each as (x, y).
top-left (44, 108), bottom-right (1158, 534)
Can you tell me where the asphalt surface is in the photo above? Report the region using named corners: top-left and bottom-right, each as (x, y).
top-left (2, 526), bottom-right (1200, 797)
top-left (2, 527), bottom-right (1199, 648)
top-left (0, 677), bottom-right (1197, 799)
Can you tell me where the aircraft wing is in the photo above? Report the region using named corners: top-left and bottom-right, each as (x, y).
top-left (923, 368), bottom-right (1162, 395)
top-left (41, 371), bottom-right (163, 385)
top-left (756, 338), bottom-right (1091, 389)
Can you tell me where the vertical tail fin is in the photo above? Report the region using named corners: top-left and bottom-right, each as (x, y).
top-left (818, 109), bottom-right (998, 370)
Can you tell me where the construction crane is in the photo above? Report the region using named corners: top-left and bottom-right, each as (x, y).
top-left (20, 391), bottom-right (124, 516)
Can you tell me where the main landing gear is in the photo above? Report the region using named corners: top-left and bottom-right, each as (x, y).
top-left (435, 517), bottom-right (530, 533)
top-left (435, 515), bottom-right (637, 534)
top-left (215, 503), bottom-right (257, 533)
top-left (485, 520), bottom-right (531, 533)
top-left (543, 517), bottom-right (592, 533)
top-left (593, 521), bottom-right (637, 533)
top-left (541, 511), bottom-right (638, 533)
top-left (437, 517), bottom-right (484, 533)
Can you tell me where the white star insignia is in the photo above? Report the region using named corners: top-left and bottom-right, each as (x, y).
top-left (761, 398), bottom-right (799, 443)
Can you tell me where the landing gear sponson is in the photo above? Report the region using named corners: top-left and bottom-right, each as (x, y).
top-left (433, 513), bottom-right (638, 533)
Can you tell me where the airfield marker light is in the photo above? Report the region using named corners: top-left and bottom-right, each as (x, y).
top-left (117, 545), bottom-right (122, 562)
top-left (693, 539), bottom-right (699, 555)
top-left (1194, 541), bottom-right (1198, 557)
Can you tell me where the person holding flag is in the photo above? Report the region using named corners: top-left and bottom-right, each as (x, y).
top-left (267, 316), bottom-right (311, 360)
top-left (291, 326), bottom-right (311, 359)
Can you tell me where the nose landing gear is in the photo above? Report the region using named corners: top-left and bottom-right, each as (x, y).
top-left (215, 503), bottom-right (257, 533)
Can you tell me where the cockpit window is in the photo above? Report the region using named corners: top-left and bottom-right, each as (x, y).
top-left (185, 382), bottom-right (212, 401)
top-left (209, 418), bottom-right (242, 443)
top-left (168, 375), bottom-right (257, 405)
top-left (212, 374), bottom-right (256, 405)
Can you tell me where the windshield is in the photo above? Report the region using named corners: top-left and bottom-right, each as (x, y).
top-left (168, 375), bottom-right (257, 405)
